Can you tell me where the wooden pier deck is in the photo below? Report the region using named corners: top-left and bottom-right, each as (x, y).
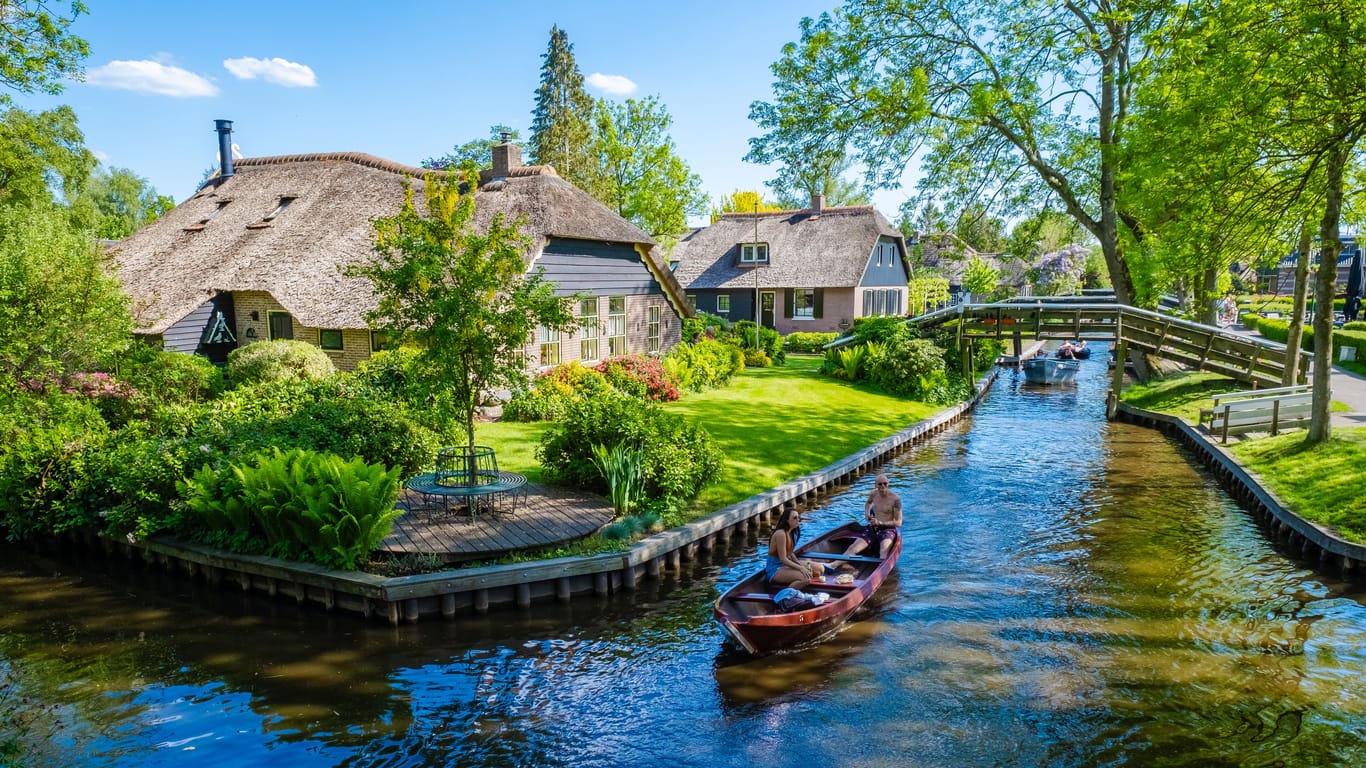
top-left (380, 483), bottom-right (615, 562)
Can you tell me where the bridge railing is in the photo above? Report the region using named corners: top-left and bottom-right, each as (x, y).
top-left (824, 300), bottom-right (1310, 388)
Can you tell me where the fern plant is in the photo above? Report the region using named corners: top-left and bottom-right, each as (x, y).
top-left (838, 344), bottom-right (869, 381)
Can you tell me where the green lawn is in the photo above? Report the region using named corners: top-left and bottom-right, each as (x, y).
top-left (475, 355), bottom-right (941, 520)
top-left (1229, 431), bottom-right (1366, 543)
top-left (1120, 370), bottom-right (1348, 423)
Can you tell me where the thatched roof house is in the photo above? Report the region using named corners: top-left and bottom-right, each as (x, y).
top-left (113, 125), bottom-right (688, 370)
top-left (671, 195), bottom-right (910, 334)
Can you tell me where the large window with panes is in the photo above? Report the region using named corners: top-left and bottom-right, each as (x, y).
top-left (579, 297), bottom-right (600, 361)
top-left (793, 288), bottom-right (816, 319)
top-left (647, 305), bottom-right (662, 354)
top-left (539, 325), bottom-right (561, 366)
top-left (607, 296), bottom-right (627, 355)
top-left (716, 294), bottom-right (730, 315)
top-left (740, 243), bottom-right (768, 263)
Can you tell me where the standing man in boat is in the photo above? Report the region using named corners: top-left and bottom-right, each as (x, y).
top-left (844, 474), bottom-right (902, 559)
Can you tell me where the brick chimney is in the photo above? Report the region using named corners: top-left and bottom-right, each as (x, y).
top-left (811, 191), bottom-right (825, 212)
top-left (492, 135), bottom-right (522, 178)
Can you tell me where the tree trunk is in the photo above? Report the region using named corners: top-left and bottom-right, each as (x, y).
top-left (1283, 220), bottom-right (1313, 386)
top-left (1199, 265), bottom-right (1218, 326)
top-left (1307, 142), bottom-right (1348, 444)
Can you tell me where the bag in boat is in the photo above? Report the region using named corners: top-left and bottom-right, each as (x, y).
top-left (774, 587), bottom-right (828, 612)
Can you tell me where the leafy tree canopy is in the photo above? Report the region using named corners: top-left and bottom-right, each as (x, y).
top-left (586, 96), bottom-right (707, 240)
top-left (711, 189), bottom-right (782, 222)
top-left (0, 201), bottom-right (131, 384)
top-left (761, 149), bottom-right (869, 209)
top-left (0, 1), bottom-right (89, 102)
top-left (0, 104), bottom-right (94, 207)
top-left (70, 165), bottom-right (173, 239)
top-left (351, 170), bottom-right (576, 452)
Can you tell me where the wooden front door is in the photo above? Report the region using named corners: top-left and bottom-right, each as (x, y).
top-left (760, 291), bottom-right (776, 328)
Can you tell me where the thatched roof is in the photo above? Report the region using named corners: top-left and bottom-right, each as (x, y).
top-left (671, 205), bottom-right (906, 290)
top-left (113, 152), bottom-right (681, 334)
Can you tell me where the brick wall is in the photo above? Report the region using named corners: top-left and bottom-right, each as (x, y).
top-left (231, 291), bottom-right (372, 372)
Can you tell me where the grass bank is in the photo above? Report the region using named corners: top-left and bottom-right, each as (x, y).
top-left (476, 355), bottom-right (940, 521)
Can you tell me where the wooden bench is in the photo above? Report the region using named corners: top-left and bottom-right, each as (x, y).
top-left (1199, 384), bottom-right (1317, 443)
top-left (804, 552), bottom-right (884, 564)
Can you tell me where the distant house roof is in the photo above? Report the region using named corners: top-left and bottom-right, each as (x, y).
top-left (113, 151), bottom-right (687, 335)
top-left (671, 205), bottom-right (906, 290)
top-left (911, 231), bottom-right (1031, 289)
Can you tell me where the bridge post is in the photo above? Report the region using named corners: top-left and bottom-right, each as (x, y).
top-left (1108, 340), bottom-right (1128, 420)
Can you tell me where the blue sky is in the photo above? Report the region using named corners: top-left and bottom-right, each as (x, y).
top-left (16, 0), bottom-right (917, 224)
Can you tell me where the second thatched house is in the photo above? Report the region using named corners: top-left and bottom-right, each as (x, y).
top-left (111, 122), bottom-right (690, 371)
top-left (671, 195), bottom-right (910, 334)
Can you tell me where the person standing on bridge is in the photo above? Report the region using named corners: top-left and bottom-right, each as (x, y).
top-left (844, 474), bottom-right (902, 559)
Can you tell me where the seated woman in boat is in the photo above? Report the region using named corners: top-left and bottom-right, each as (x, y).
top-left (1057, 340), bottom-right (1077, 359)
top-left (765, 503), bottom-right (839, 590)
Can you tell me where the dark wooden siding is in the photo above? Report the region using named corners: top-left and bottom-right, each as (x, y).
top-left (161, 293), bottom-right (237, 364)
top-left (537, 238), bottom-right (663, 297)
top-left (689, 289), bottom-right (756, 323)
top-left (859, 237), bottom-right (910, 287)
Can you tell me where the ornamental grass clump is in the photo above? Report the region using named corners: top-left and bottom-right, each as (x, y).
top-left (590, 441), bottom-right (645, 515)
top-left (179, 448), bottom-right (402, 570)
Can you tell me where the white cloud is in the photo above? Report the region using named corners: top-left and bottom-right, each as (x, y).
top-left (92, 150), bottom-right (109, 162)
top-left (85, 60), bottom-right (218, 97)
top-left (586, 73), bottom-right (636, 96)
top-left (223, 57), bottom-right (318, 87)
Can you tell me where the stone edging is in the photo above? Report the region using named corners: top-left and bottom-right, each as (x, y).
top-left (1116, 403), bottom-right (1365, 576)
top-left (63, 368), bottom-right (1002, 624)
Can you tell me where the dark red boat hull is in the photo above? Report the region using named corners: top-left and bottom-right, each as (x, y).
top-left (713, 521), bottom-right (901, 655)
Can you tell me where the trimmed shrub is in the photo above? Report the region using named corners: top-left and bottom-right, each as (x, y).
top-left (784, 331), bottom-right (838, 354)
top-left (111, 342), bottom-right (224, 407)
top-left (682, 311), bottom-right (730, 343)
top-left (743, 348), bottom-right (772, 367)
top-left (733, 320), bottom-right (785, 363)
top-left (538, 397), bottom-right (722, 503)
top-left (596, 355), bottom-right (680, 402)
top-left (179, 448), bottom-right (402, 570)
top-left (849, 315), bottom-right (911, 345)
top-left (663, 339), bottom-right (745, 391)
top-left (865, 327), bottom-right (952, 399)
top-left (226, 340), bottom-right (335, 386)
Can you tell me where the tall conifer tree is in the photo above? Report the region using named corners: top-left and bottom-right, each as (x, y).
top-left (529, 26), bottom-right (595, 188)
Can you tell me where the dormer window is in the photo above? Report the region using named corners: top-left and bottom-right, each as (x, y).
top-left (263, 197), bottom-right (294, 222)
top-left (199, 201), bottom-right (229, 225)
top-left (740, 243), bottom-right (768, 263)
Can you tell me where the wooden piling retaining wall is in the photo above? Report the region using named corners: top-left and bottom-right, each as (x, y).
top-left (1116, 403), bottom-right (1366, 580)
top-left (46, 368), bottom-right (1004, 625)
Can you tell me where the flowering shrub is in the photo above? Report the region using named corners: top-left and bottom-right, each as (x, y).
top-left (595, 355), bottom-right (680, 402)
top-left (62, 371), bottom-right (138, 399)
top-left (504, 361), bottom-right (620, 421)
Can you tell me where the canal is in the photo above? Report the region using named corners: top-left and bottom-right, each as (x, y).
top-left (2, 357), bottom-right (1365, 767)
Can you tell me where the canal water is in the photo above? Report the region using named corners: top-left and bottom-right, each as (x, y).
top-left (3, 357), bottom-right (1365, 767)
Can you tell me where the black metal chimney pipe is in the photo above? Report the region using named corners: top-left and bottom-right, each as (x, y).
top-left (214, 119), bottom-right (234, 179)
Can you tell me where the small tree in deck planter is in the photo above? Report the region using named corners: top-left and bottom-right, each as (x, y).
top-left (350, 168), bottom-right (575, 477)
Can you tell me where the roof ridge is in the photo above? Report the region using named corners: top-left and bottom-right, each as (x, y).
top-left (231, 153), bottom-right (558, 181)
top-left (717, 204), bottom-right (876, 219)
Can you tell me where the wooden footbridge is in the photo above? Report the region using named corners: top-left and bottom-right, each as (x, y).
top-left (894, 296), bottom-right (1308, 389)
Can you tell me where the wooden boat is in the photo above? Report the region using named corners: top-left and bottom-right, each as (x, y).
top-left (713, 521), bottom-right (901, 656)
top-left (1022, 356), bottom-right (1080, 385)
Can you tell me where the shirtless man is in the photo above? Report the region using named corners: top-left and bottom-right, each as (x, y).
top-left (844, 473), bottom-right (902, 559)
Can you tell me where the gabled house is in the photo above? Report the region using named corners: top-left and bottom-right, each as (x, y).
top-left (671, 195), bottom-right (910, 334)
top-left (112, 122), bottom-right (689, 371)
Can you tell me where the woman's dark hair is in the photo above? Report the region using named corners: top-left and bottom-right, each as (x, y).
top-left (775, 503), bottom-right (801, 544)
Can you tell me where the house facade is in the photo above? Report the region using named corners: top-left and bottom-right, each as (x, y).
top-left (671, 196), bottom-right (910, 335)
top-left (112, 124), bottom-right (689, 371)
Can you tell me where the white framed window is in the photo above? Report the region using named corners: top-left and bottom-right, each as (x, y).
top-left (863, 290), bottom-right (874, 316)
top-left (794, 288), bottom-right (816, 319)
top-left (579, 297), bottom-right (600, 362)
top-left (686, 294), bottom-right (697, 311)
top-left (539, 326), bottom-right (561, 366)
top-left (740, 243), bottom-right (769, 263)
top-left (875, 289), bottom-right (887, 316)
top-left (647, 305), bottom-right (662, 354)
top-left (607, 296), bottom-right (627, 356)
top-left (889, 290), bottom-right (902, 315)
top-left (716, 295), bottom-right (730, 315)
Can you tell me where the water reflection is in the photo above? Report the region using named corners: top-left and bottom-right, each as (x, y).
top-left (2, 357), bottom-right (1365, 766)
